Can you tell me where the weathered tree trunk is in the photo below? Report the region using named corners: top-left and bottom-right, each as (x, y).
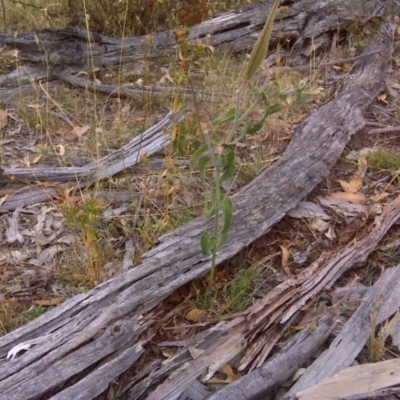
top-left (0, 0), bottom-right (388, 87)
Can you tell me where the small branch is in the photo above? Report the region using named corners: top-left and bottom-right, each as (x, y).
top-left (274, 48), bottom-right (387, 73)
top-left (368, 125), bottom-right (400, 134)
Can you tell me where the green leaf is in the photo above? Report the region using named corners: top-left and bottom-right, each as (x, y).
top-left (217, 232), bottom-right (229, 248)
top-left (245, 0), bottom-right (280, 81)
top-left (189, 143), bottom-right (209, 170)
top-left (211, 137), bottom-right (221, 146)
top-left (267, 104), bottom-right (281, 116)
top-left (221, 196), bottom-right (233, 234)
top-left (201, 231), bottom-right (211, 256)
top-left (212, 108), bottom-right (236, 125)
top-left (205, 201), bottom-right (216, 218)
top-left (220, 163), bottom-right (236, 183)
top-left (221, 150), bottom-right (235, 169)
top-left (209, 236), bottom-right (217, 251)
top-left (246, 120), bottom-right (264, 135)
top-left (198, 156), bottom-right (210, 182)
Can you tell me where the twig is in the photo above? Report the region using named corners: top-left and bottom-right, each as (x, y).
top-left (274, 47), bottom-right (387, 73)
top-left (368, 126), bottom-right (400, 134)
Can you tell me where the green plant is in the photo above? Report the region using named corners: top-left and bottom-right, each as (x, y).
top-left (220, 262), bottom-right (258, 314)
top-left (190, 0), bottom-right (282, 307)
top-left (367, 150), bottom-right (400, 172)
top-left (61, 196), bottom-right (107, 284)
top-left (24, 304), bottom-right (51, 320)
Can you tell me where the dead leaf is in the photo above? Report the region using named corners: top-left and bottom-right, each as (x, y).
top-left (288, 201), bottom-right (331, 220)
top-left (33, 297), bottom-right (64, 306)
top-left (23, 153), bottom-right (42, 167)
top-left (0, 194), bottom-right (9, 208)
top-left (309, 217), bottom-right (330, 232)
top-left (6, 209), bottom-right (24, 244)
top-left (279, 245), bottom-right (290, 267)
top-left (55, 145), bottom-right (65, 156)
top-left (279, 245), bottom-right (292, 276)
top-left (338, 176), bottom-right (362, 193)
top-left (377, 93), bottom-right (388, 104)
top-left (208, 364), bottom-right (242, 384)
top-left (291, 113), bottom-right (307, 124)
top-left (357, 154), bottom-right (368, 169)
top-left (331, 192), bottom-right (366, 205)
top-left (58, 126), bottom-right (90, 140)
top-left (188, 346), bottom-right (204, 359)
top-left (0, 109), bottom-right (8, 129)
top-left (185, 308), bottom-right (207, 322)
top-left (325, 227), bottom-right (336, 241)
top-left (161, 348), bottom-right (174, 358)
top-left (36, 181), bottom-right (66, 200)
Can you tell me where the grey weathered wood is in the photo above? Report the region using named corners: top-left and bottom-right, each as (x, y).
top-left (0, 317), bottom-right (146, 400)
top-left (206, 312), bottom-right (337, 400)
top-left (0, 0), bottom-right (388, 83)
top-left (145, 194), bottom-right (400, 400)
top-left (287, 265), bottom-right (400, 398)
top-left (51, 340), bottom-right (145, 400)
top-left (179, 380), bottom-right (212, 400)
top-left (0, 110), bottom-right (184, 212)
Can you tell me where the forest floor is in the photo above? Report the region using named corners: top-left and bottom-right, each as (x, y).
top-left (1, 0), bottom-right (400, 398)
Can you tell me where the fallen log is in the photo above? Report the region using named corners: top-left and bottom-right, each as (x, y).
top-left (0, 110), bottom-right (185, 212)
top-left (0, 0), bottom-right (388, 89)
top-left (145, 193), bottom-right (400, 400)
top-left (0, 14), bottom-right (394, 400)
top-left (287, 264), bottom-right (400, 399)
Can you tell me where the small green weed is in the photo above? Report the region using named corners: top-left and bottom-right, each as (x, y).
top-left (220, 262), bottom-right (258, 315)
top-left (190, 0), bottom-right (282, 307)
top-left (24, 304), bottom-right (50, 320)
top-left (61, 196), bottom-right (108, 284)
top-left (367, 149), bottom-right (400, 172)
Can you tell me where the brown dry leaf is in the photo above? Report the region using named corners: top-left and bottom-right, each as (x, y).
top-left (331, 192), bottom-right (366, 204)
top-left (23, 153), bottom-right (42, 167)
top-left (369, 192), bottom-right (390, 202)
top-left (279, 245), bottom-right (292, 277)
top-left (55, 126), bottom-right (70, 136)
top-left (161, 348), bottom-right (174, 358)
top-left (59, 126), bottom-right (90, 141)
top-left (338, 176), bottom-right (362, 193)
top-left (377, 93), bottom-right (388, 104)
top-left (185, 308), bottom-right (207, 322)
top-left (357, 154), bottom-right (368, 169)
top-left (291, 113), bottom-right (307, 124)
top-left (55, 145), bottom-right (65, 156)
top-left (0, 194), bottom-right (9, 207)
top-left (188, 346), bottom-right (204, 359)
top-left (0, 109), bottom-right (8, 129)
top-left (36, 181), bottom-right (66, 200)
top-left (279, 245), bottom-right (290, 267)
top-left (208, 364), bottom-right (242, 384)
top-left (33, 297), bottom-right (64, 306)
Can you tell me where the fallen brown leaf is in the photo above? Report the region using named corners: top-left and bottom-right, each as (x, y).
top-left (338, 176), bottom-right (362, 193)
top-left (208, 364), bottom-right (242, 384)
top-left (33, 297), bottom-right (64, 306)
top-left (185, 308), bottom-right (207, 322)
top-left (331, 192), bottom-right (366, 205)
